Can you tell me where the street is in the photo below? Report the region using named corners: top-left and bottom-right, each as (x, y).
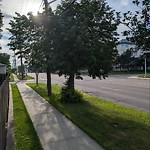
top-left (28, 73), bottom-right (150, 113)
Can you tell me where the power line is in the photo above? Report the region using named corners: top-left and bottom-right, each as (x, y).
top-left (38, 0), bottom-right (43, 12)
top-left (48, 0), bottom-right (57, 5)
top-left (62, 0), bottom-right (76, 13)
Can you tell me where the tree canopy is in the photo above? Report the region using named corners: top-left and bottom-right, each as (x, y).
top-left (0, 10), bottom-right (3, 49)
top-left (123, 0), bottom-right (150, 52)
top-left (0, 53), bottom-right (10, 68)
top-left (7, 0), bottom-right (120, 96)
top-left (54, 0), bottom-right (120, 90)
top-left (7, 13), bottom-right (29, 79)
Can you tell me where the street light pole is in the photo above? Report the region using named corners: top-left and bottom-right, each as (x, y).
top-left (144, 55), bottom-right (147, 77)
top-left (143, 51), bottom-right (150, 77)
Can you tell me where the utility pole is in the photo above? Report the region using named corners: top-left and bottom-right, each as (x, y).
top-left (43, 0), bottom-right (53, 96)
top-left (43, 0), bottom-right (51, 96)
top-left (43, 0), bottom-right (48, 11)
top-left (143, 51), bottom-right (150, 77)
top-left (145, 55), bottom-right (147, 77)
top-left (43, 0), bottom-right (57, 10)
top-left (42, 0), bottom-right (76, 96)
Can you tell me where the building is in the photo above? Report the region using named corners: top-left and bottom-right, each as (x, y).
top-left (117, 39), bottom-right (142, 58)
top-left (113, 39), bottom-right (143, 71)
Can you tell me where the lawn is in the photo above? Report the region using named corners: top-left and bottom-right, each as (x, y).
top-left (138, 74), bottom-right (150, 78)
top-left (11, 84), bottom-right (43, 150)
top-left (27, 83), bottom-right (150, 150)
top-left (17, 74), bottom-right (34, 80)
top-left (109, 70), bottom-right (148, 75)
top-left (9, 74), bottom-right (14, 82)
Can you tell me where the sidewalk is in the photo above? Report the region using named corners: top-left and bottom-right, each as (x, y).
top-left (16, 81), bottom-right (104, 150)
top-left (128, 75), bottom-right (150, 80)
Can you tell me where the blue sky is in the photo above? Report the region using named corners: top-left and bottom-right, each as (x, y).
top-left (0, 0), bottom-right (139, 64)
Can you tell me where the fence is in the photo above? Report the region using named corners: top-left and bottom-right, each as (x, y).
top-left (0, 74), bottom-right (9, 150)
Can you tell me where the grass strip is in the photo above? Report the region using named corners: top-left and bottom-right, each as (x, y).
top-left (138, 74), bottom-right (150, 78)
top-left (109, 71), bottom-right (149, 75)
top-left (17, 74), bottom-right (34, 80)
top-left (11, 84), bottom-right (43, 150)
top-left (9, 74), bottom-right (14, 82)
top-left (27, 83), bottom-right (150, 150)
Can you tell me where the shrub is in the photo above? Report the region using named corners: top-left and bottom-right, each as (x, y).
top-left (60, 86), bottom-right (83, 103)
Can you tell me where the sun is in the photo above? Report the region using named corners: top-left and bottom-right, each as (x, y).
top-left (21, 1), bottom-right (43, 16)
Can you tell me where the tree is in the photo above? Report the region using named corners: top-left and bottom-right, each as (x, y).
top-left (54, 0), bottom-right (120, 91)
top-left (7, 13), bottom-right (29, 80)
top-left (118, 49), bottom-right (134, 71)
top-left (26, 9), bottom-right (56, 95)
top-left (0, 53), bottom-right (10, 68)
top-left (8, 9), bottom-right (56, 95)
top-left (123, 0), bottom-right (150, 52)
top-left (41, 5), bottom-right (56, 96)
top-left (0, 9), bottom-right (3, 49)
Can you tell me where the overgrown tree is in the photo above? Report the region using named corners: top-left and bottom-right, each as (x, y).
top-left (26, 9), bottom-right (56, 95)
top-left (0, 53), bottom-right (10, 68)
top-left (0, 10), bottom-right (3, 49)
top-left (118, 49), bottom-right (134, 71)
top-left (7, 13), bottom-right (29, 79)
top-left (54, 0), bottom-right (120, 91)
top-left (123, 0), bottom-right (150, 52)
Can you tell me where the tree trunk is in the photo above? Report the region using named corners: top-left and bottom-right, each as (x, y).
top-left (46, 67), bottom-right (52, 96)
top-left (20, 56), bottom-right (24, 80)
top-left (67, 74), bottom-right (74, 91)
top-left (35, 72), bottom-right (39, 87)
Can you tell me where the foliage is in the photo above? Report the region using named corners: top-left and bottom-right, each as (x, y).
top-left (118, 49), bottom-right (134, 70)
top-left (54, 0), bottom-right (120, 90)
top-left (0, 10), bottom-right (3, 49)
top-left (7, 13), bottom-right (29, 57)
top-left (0, 53), bottom-right (10, 68)
top-left (138, 74), bottom-right (150, 78)
top-left (7, 13), bottom-right (29, 79)
top-left (25, 12), bottom-right (45, 71)
top-left (9, 74), bottom-right (14, 82)
top-left (18, 65), bottom-right (25, 74)
top-left (7, 0), bottom-right (120, 94)
top-left (28, 83), bottom-right (150, 150)
top-left (61, 86), bottom-right (83, 103)
top-left (17, 74), bottom-right (34, 80)
top-left (122, 0), bottom-right (150, 52)
top-left (26, 10), bottom-right (56, 96)
top-left (11, 84), bottom-right (43, 150)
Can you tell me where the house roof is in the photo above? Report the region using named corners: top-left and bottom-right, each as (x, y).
top-left (118, 39), bottom-right (134, 45)
top-left (0, 63), bottom-right (6, 66)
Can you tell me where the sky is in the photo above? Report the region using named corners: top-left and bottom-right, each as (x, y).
top-left (0, 0), bottom-right (138, 65)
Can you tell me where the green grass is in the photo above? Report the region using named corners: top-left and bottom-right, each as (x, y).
top-left (27, 83), bottom-right (150, 150)
top-left (109, 71), bottom-right (148, 75)
top-left (138, 74), bottom-right (150, 78)
top-left (9, 74), bottom-right (14, 82)
top-left (17, 74), bottom-right (34, 80)
top-left (11, 84), bottom-right (43, 150)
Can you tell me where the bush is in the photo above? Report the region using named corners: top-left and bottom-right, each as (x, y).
top-left (60, 86), bottom-right (83, 103)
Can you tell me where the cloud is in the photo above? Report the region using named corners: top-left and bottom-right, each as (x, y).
top-left (3, 12), bottom-right (13, 19)
top-left (121, 0), bottom-right (129, 6)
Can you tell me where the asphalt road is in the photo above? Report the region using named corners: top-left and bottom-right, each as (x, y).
top-left (28, 73), bottom-right (150, 113)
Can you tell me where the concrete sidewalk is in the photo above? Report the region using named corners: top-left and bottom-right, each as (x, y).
top-left (17, 82), bottom-right (104, 150)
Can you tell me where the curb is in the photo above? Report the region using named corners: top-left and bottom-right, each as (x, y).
top-left (6, 85), bottom-right (15, 150)
top-left (128, 76), bottom-right (150, 80)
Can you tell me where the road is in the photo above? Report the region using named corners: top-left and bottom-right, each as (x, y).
top-left (28, 73), bottom-right (150, 113)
